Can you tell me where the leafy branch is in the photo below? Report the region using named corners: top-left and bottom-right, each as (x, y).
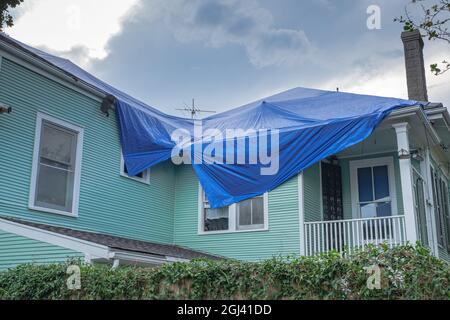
top-left (0, 0), bottom-right (24, 32)
top-left (395, 0), bottom-right (450, 75)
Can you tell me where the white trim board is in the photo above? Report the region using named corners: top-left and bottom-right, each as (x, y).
top-left (0, 218), bottom-right (111, 259)
top-left (298, 173), bottom-right (305, 256)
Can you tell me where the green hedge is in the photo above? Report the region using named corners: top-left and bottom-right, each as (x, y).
top-left (0, 244), bottom-right (448, 300)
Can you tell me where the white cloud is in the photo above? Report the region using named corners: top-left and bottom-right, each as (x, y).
top-left (8, 0), bottom-right (139, 62)
top-left (321, 48), bottom-right (450, 109)
top-left (152, 0), bottom-right (313, 67)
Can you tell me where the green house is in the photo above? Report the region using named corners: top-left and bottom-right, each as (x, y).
top-left (0, 30), bottom-right (449, 271)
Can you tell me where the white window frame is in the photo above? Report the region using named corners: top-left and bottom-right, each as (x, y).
top-left (236, 195), bottom-right (266, 231)
top-left (197, 184), bottom-right (269, 235)
top-left (120, 153), bottom-right (150, 185)
top-left (29, 112), bottom-right (84, 217)
top-left (349, 156), bottom-right (398, 219)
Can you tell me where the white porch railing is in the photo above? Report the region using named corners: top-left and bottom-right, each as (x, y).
top-left (303, 215), bottom-right (407, 256)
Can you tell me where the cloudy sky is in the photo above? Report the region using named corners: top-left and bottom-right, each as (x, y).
top-left (6, 0), bottom-right (450, 116)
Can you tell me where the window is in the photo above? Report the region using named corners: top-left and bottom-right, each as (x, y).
top-left (29, 113), bottom-right (83, 216)
top-left (202, 192), bottom-right (229, 232)
top-left (120, 154), bottom-right (150, 184)
top-left (431, 166), bottom-right (449, 249)
top-left (237, 196), bottom-right (264, 230)
top-left (199, 187), bottom-right (268, 234)
top-left (350, 157), bottom-right (397, 219)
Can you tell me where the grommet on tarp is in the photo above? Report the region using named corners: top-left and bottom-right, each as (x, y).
top-left (101, 95), bottom-right (116, 117)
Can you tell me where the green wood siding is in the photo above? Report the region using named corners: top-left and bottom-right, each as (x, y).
top-left (303, 163), bottom-right (322, 222)
top-left (173, 166), bottom-right (300, 261)
top-left (0, 58), bottom-right (175, 244)
top-left (0, 230), bottom-right (82, 271)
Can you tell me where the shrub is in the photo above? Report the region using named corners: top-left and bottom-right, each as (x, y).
top-left (0, 244), bottom-right (448, 300)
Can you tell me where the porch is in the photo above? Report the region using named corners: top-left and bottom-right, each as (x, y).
top-left (304, 216), bottom-right (407, 256)
top-left (299, 106), bottom-right (449, 257)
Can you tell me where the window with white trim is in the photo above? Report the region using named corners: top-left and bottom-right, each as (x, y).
top-left (120, 154), bottom-right (150, 184)
top-left (199, 188), bottom-right (268, 233)
top-left (29, 113), bottom-right (83, 216)
top-left (350, 157), bottom-right (397, 219)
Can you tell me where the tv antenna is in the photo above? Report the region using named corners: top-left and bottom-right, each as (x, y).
top-left (176, 99), bottom-right (216, 119)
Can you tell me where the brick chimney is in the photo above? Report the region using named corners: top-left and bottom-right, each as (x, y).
top-left (401, 30), bottom-right (429, 102)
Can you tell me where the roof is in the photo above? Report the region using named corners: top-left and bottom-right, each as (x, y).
top-left (1, 33), bottom-right (447, 209)
top-left (0, 33), bottom-right (428, 210)
top-left (0, 217), bottom-right (221, 261)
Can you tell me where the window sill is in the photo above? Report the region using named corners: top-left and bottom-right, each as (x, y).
top-left (120, 173), bottom-right (150, 185)
top-left (29, 205), bottom-right (78, 218)
top-left (198, 227), bottom-right (269, 236)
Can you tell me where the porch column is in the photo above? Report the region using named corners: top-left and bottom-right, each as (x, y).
top-left (393, 123), bottom-right (418, 243)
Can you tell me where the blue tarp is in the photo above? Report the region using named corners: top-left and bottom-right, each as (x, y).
top-left (2, 34), bottom-right (421, 208)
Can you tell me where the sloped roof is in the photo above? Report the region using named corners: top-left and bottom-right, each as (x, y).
top-left (0, 33), bottom-right (424, 209)
top-left (0, 217), bottom-right (221, 261)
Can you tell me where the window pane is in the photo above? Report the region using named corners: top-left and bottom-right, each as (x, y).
top-left (36, 164), bottom-right (74, 211)
top-left (40, 122), bottom-right (76, 165)
top-left (360, 202), bottom-right (391, 219)
top-left (204, 207), bottom-right (229, 231)
top-left (124, 164), bottom-right (144, 179)
top-left (360, 203), bottom-right (377, 218)
top-left (358, 167), bottom-right (373, 202)
top-left (373, 165), bottom-right (390, 201)
top-left (238, 199), bottom-right (252, 226)
top-left (376, 202), bottom-right (392, 217)
top-left (35, 121), bottom-right (77, 212)
top-left (238, 197), bottom-right (264, 229)
top-left (252, 198), bottom-right (264, 225)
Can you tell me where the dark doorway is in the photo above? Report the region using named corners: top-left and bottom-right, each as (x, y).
top-left (321, 161), bottom-right (344, 221)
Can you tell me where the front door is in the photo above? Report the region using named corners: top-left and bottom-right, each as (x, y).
top-left (321, 161), bottom-right (344, 250)
top-left (321, 161), bottom-right (343, 221)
